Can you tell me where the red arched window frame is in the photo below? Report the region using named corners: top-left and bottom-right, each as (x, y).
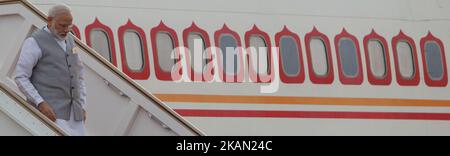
top-left (275, 26), bottom-right (305, 84)
top-left (244, 25), bottom-right (274, 83)
top-left (214, 24), bottom-right (245, 83)
top-left (85, 18), bottom-right (117, 66)
top-left (118, 20), bottom-right (150, 80)
top-left (71, 24), bottom-right (81, 39)
top-left (363, 30), bottom-right (392, 85)
top-left (392, 31), bottom-right (420, 86)
top-left (304, 27), bottom-right (334, 84)
top-left (420, 32), bottom-right (448, 87)
top-left (183, 22), bottom-right (213, 82)
top-left (334, 29), bottom-right (364, 85)
top-left (151, 21), bottom-right (181, 81)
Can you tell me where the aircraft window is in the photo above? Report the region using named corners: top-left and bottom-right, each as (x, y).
top-left (396, 41), bottom-right (415, 79)
top-left (280, 36), bottom-right (301, 76)
top-left (338, 38), bottom-right (359, 78)
top-left (90, 30), bottom-right (112, 62)
top-left (156, 32), bottom-right (176, 72)
top-left (424, 41), bottom-right (444, 80)
top-left (249, 35), bottom-right (269, 75)
top-left (187, 33), bottom-right (206, 73)
top-left (86, 19), bottom-right (118, 66)
top-left (220, 34), bottom-right (239, 75)
top-left (124, 31), bottom-right (145, 71)
top-left (367, 40), bottom-right (387, 78)
top-left (310, 38), bottom-right (329, 77)
top-left (363, 31), bottom-right (392, 85)
top-left (419, 33), bottom-right (447, 86)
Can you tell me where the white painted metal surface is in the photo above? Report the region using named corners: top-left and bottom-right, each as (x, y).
top-left (0, 89), bottom-right (57, 136)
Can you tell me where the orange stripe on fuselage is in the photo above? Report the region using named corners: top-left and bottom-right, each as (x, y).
top-left (154, 94), bottom-right (450, 107)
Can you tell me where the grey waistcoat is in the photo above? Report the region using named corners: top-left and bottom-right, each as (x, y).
top-left (31, 28), bottom-right (84, 121)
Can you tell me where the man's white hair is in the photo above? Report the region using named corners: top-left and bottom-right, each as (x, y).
top-left (48, 4), bottom-right (72, 18)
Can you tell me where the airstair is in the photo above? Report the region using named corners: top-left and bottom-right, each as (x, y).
top-left (0, 0), bottom-right (204, 136)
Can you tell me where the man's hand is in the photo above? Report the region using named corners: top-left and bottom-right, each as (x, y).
top-left (38, 101), bottom-right (56, 122)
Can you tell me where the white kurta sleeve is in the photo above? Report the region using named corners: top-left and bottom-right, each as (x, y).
top-left (14, 37), bottom-right (44, 106)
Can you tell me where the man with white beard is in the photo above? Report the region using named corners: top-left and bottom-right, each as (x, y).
top-left (15, 4), bottom-right (87, 136)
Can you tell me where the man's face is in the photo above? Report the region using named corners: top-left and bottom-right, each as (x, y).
top-left (47, 13), bottom-right (73, 40)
